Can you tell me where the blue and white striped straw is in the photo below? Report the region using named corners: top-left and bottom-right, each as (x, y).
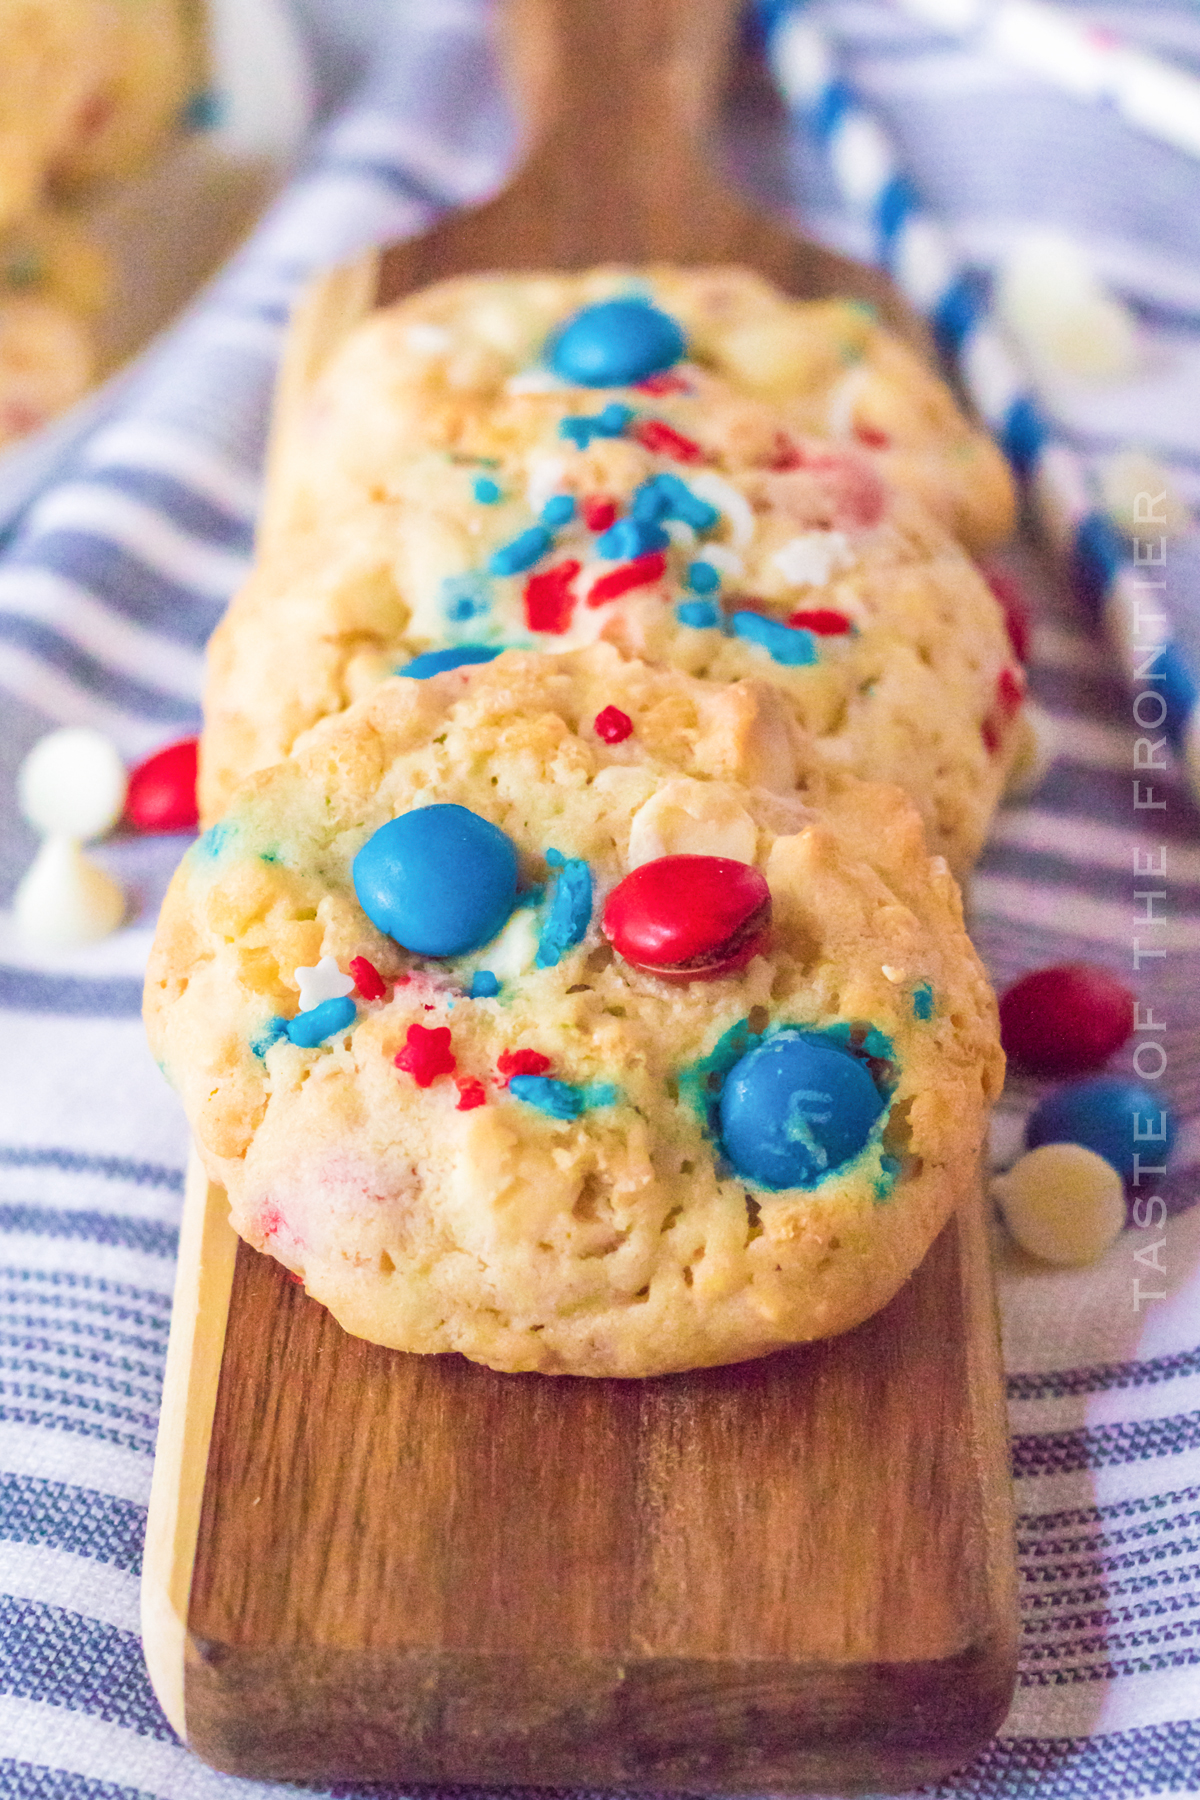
top-left (757, 0), bottom-right (1200, 800)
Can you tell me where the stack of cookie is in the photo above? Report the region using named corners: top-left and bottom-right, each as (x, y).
top-left (0, 0), bottom-right (199, 446)
top-left (147, 268), bottom-right (1016, 1376)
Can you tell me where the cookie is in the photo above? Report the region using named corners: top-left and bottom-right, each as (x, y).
top-left (149, 646), bottom-right (1003, 1378)
top-left (0, 0), bottom-right (195, 230)
top-left (203, 346), bottom-right (1024, 871)
top-left (289, 267), bottom-right (1015, 555)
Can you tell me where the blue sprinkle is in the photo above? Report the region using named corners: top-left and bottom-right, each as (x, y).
top-left (509, 1075), bottom-right (584, 1120)
top-left (582, 1083), bottom-right (620, 1108)
top-left (875, 1153), bottom-right (903, 1200)
top-left (687, 560), bottom-right (720, 594)
top-left (489, 526), bottom-right (553, 576)
top-left (730, 612), bottom-right (817, 667)
top-left (473, 476), bottom-right (502, 504)
top-left (541, 493), bottom-right (576, 527)
top-left (536, 857), bottom-right (593, 967)
top-left (676, 599), bottom-right (720, 629)
top-left (558, 403), bottom-right (633, 449)
top-left (250, 1016), bottom-right (288, 1059)
top-left (632, 473), bottom-right (718, 532)
top-left (286, 996), bottom-right (356, 1048)
top-left (440, 571), bottom-right (492, 623)
top-left (912, 982), bottom-right (934, 1021)
top-left (399, 644), bottom-right (501, 678)
top-left (193, 821), bottom-right (232, 860)
top-left (595, 517), bottom-right (670, 559)
top-left (545, 849), bottom-right (565, 868)
top-left (182, 88), bottom-right (223, 130)
top-left (470, 970), bottom-right (501, 999)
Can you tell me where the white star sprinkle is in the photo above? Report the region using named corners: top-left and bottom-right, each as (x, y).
top-left (295, 954), bottom-right (355, 1012)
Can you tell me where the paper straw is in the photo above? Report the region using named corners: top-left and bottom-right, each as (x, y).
top-left (758, 0), bottom-right (1200, 797)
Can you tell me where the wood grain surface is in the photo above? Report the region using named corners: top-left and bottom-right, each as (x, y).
top-left (141, 0), bottom-right (1018, 1785)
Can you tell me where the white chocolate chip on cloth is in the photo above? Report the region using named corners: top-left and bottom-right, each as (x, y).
top-left (203, 309), bottom-right (1025, 873)
top-left (148, 646), bottom-right (1003, 1378)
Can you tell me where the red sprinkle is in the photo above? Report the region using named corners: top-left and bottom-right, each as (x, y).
top-left (634, 371), bottom-right (690, 395)
top-left (394, 1024), bottom-right (456, 1088)
top-left (286, 1271), bottom-right (304, 1285)
top-left (632, 418), bottom-right (704, 463)
top-left (582, 495), bottom-right (618, 533)
top-left (983, 567), bottom-right (1033, 664)
top-left (997, 666), bottom-right (1025, 715)
top-left (787, 608), bottom-right (852, 636)
top-left (524, 558), bottom-right (580, 634)
top-left (594, 705), bottom-right (633, 744)
top-left (588, 551), bottom-right (667, 607)
top-left (497, 1047), bottom-right (552, 1086)
top-left (455, 1076), bottom-right (487, 1111)
top-left (981, 718), bottom-right (1001, 755)
top-left (349, 955), bottom-right (386, 1001)
top-left (853, 422), bottom-right (891, 449)
top-left (768, 432), bottom-right (803, 471)
top-left (124, 737), bottom-right (199, 833)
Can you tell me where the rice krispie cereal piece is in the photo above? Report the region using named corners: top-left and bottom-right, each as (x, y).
top-left (149, 646), bottom-right (1003, 1377)
top-left (204, 341), bottom-right (1024, 871)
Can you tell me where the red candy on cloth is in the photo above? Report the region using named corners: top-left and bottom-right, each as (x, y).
top-left (394, 1023), bottom-right (457, 1087)
top-left (1000, 963), bottom-right (1135, 1076)
top-left (124, 737), bottom-right (199, 832)
top-left (602, 855), bottom-right (771, 981)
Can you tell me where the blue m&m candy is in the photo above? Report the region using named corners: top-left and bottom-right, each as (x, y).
top-left (1025, 1076), bottom-right (1176, 1184)
top-left (718, 1031), bottom-right (885, 1190)
top-left (549, 298), bottom-right (687, 388)
top-left (353, 804), bottom-right (518, 957)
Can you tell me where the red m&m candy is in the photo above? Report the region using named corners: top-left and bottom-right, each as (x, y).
top-left (1000, 962), bottom-right (1135, 1077)
top-left (602, 855), bottom-right (771, 981)
top-left (125, 737), bottom-right (199, 833)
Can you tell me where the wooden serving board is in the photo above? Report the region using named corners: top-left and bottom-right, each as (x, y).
top-left (142, 0), bottom-right (1018, 1785)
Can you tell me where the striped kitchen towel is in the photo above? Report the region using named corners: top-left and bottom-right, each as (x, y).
top-left (1, 1), bottom-right (1198, 1796)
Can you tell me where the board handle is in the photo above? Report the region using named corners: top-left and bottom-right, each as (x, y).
top-left (496, 0), bottom-right (746, 259)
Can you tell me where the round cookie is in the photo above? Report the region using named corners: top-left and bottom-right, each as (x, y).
top-left (151, 647), bottom-right (1003, 1378)
top-left (288, 267), bottom-right (1015, 555)
top-left (204, 384), bottom-right (1024, 872)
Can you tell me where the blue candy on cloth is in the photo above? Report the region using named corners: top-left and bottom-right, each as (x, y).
top-left (549, 297), bottom-right (687, 386)
top-left (353, 804), bottom-right (519, 956)
top-left (718, 1031), bottom-right (885, 1189)
top-left (1025, 1075), bottom-right (1177, 1183)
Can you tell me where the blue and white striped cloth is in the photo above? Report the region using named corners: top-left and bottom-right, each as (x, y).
top-left (1, 2), bottom-right (1198, 1794)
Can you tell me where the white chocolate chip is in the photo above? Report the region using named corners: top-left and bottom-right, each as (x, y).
top-left (404, 322), bottom-right (453, 357)
top-left (627, 779), bottom-right (758, 869)
top-left (881, 965), bottom-right (908, 983)
top-left (992, 1142), bottom-right (1126, 1267)
top-left (14, 836), bottom-right (125, 946)
top-left (772, 531), bottom-right (853, 589)
top-left (478, 906), bottom-right (541, 978)
top-left (19, 727), bottom-right (127, 841)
